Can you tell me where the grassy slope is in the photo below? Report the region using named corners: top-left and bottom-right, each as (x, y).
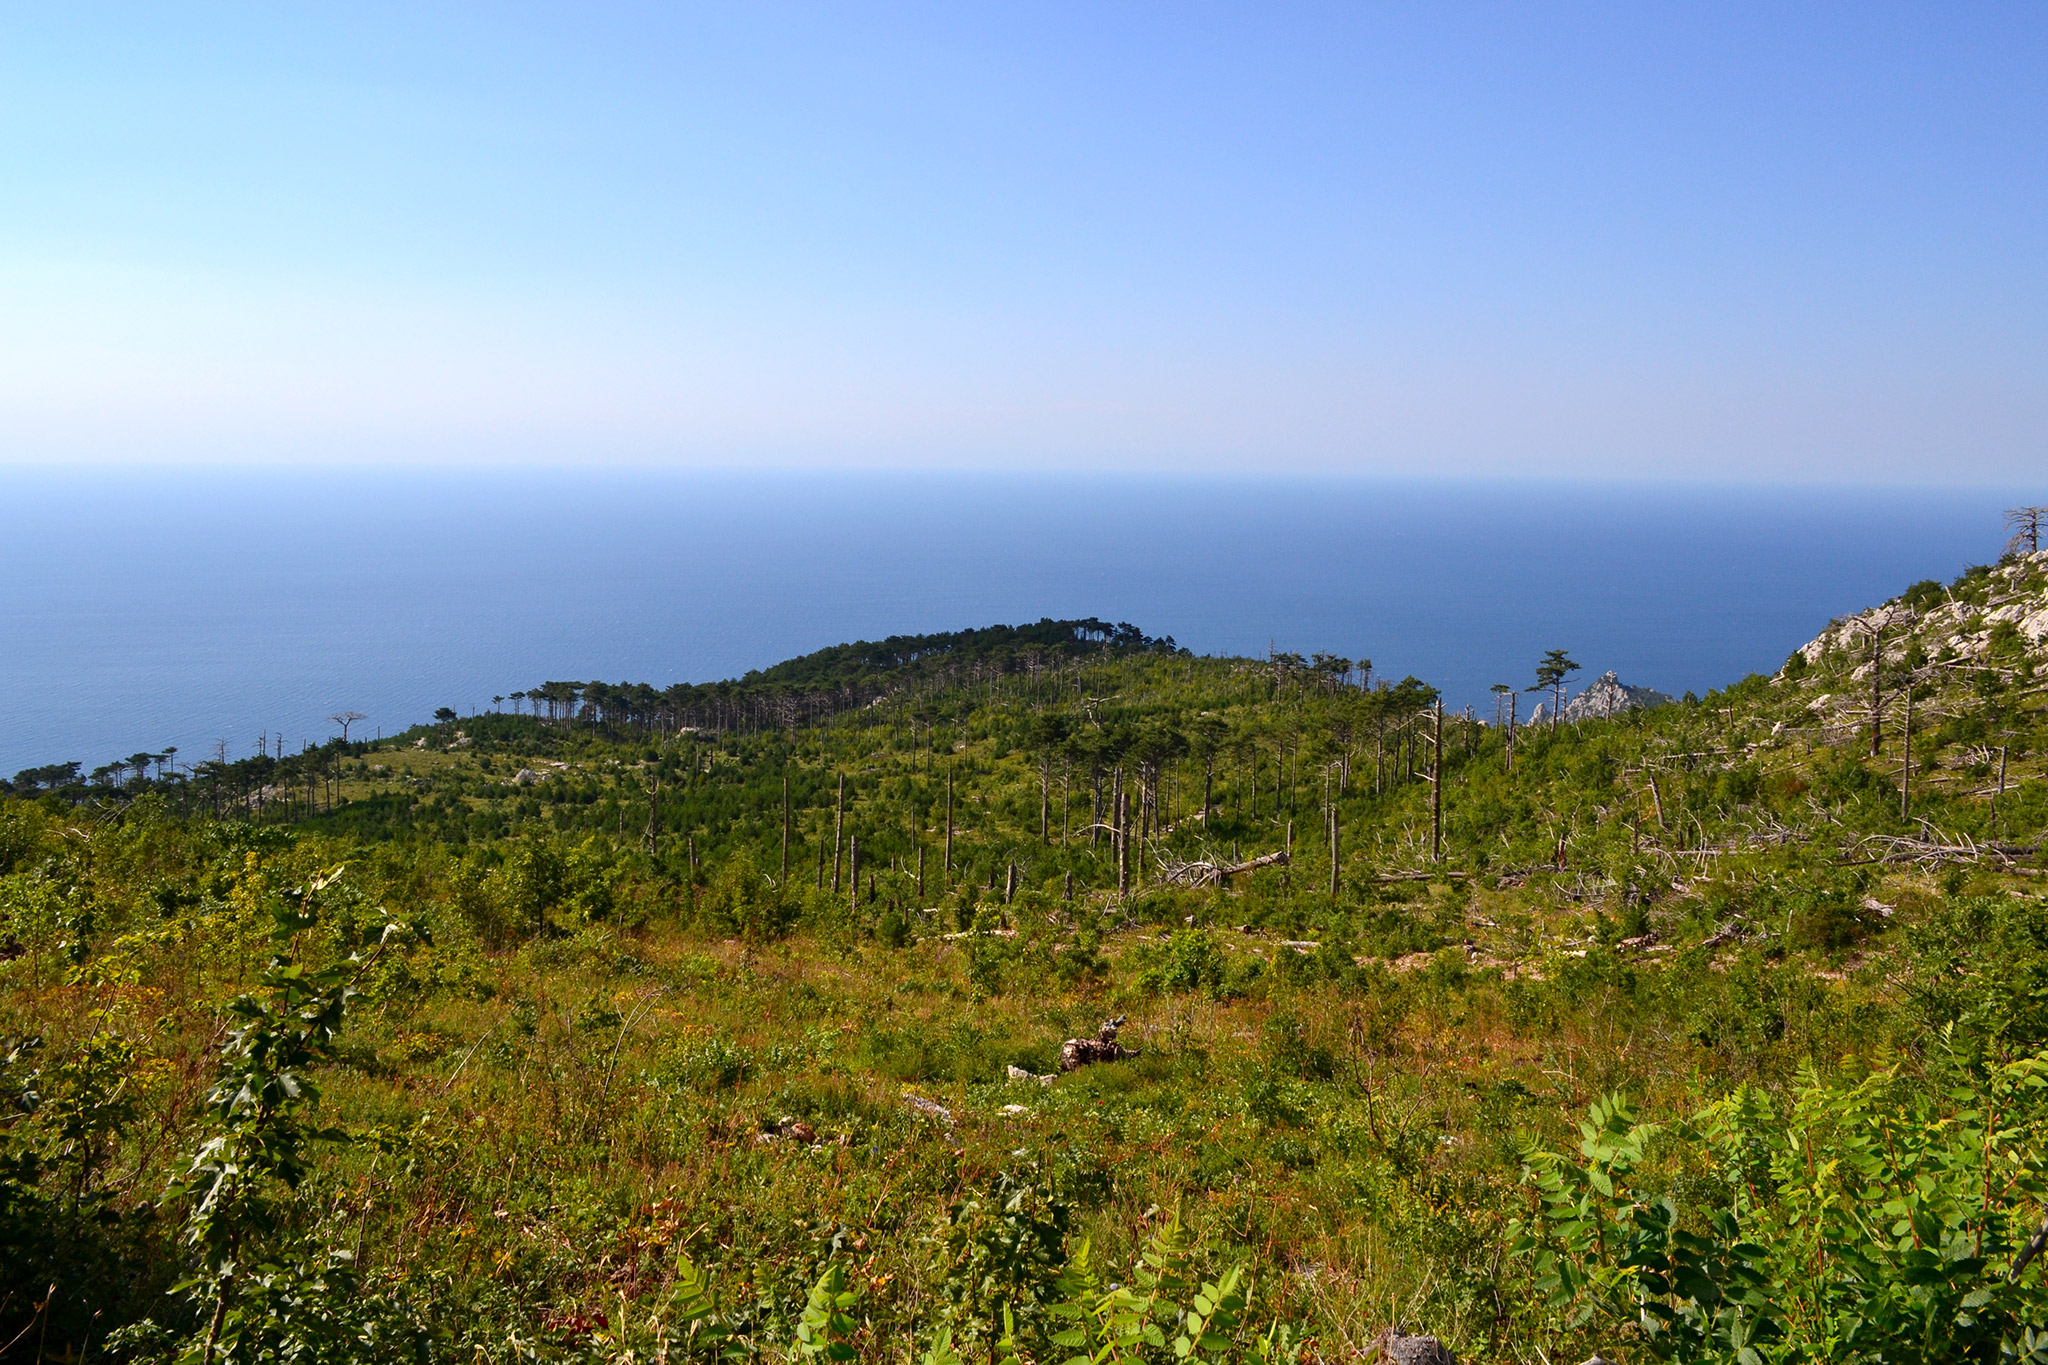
top-left (7, 565), bottom-right (2048, 1361)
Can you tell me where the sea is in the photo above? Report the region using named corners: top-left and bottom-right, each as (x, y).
top-left (0, 469), bottom-right (2025, 776)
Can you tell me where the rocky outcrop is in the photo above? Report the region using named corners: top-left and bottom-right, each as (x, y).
top-left (1791, 550), bottom-right (2048, 674)
top-left (1776, 550), bottom-right (2048, 734)
top-left (1528, 671), bottom-right (1673, 725)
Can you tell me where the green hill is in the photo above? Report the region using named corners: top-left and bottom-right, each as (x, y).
top-left (7, 554), bottom-right (2048, 1362)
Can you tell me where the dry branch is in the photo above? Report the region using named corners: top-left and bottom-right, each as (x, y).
top-left (1158, 848), bottom-right (1289, 887)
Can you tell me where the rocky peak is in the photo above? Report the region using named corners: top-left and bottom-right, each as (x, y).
top-left (1528, 671), bottom-right (1673, 725)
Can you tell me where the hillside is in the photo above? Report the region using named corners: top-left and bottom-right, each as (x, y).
top-left (6, 560), bottom-right (2048, 1362)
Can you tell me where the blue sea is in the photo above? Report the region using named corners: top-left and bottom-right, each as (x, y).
top-left (0, 470), bottom-right (2024, 775)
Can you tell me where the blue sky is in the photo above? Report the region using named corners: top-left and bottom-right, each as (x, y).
top-left (3, 3), bottom-right (2043, 480)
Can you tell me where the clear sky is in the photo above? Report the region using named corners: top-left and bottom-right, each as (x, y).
top-left (3, 3), bottom-right (2043, 481)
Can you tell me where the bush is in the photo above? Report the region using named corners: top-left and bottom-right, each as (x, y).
top-left (1514, 1059), bottom-right (2048, 1363)
top-left (700, 849), bottom-right (794, 940)
top-left (1134, 929), bottom-right (1226, 997)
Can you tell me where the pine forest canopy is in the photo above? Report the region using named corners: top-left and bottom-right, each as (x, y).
top-left (501, 618), bottom-right (1185, 734)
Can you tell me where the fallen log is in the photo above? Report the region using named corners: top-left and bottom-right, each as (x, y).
top-left (1159, 849), bottom-right (1289, 888)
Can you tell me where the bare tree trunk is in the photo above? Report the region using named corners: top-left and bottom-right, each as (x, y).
top-left (1117, 789), bottom-right (1130, 895)
top-left (1041, 752), bottom-right (1050, 843)
top-left (917, 843), bottom-right (925, 901)
top-left (1137, 785), bottom-right (1148, 886)
top-left (645, 775), bottom-right (660, 856)
top-left (780, 775), bottom-right (790, 883)
top-left (1431, 701), bottom-right (1444, 863)
top-left (945, 767), bottom-right (955, 879)
top-left (1870, 627), bottom-right (1884, 758)
top-left (1328, 801), bottom-right (1340, 898)
top-left (1901, 682), bottom-right (1913, 821)
top-left (1506, 691), bottom-right (1517, 773)
top-left (849, 835), bottom-right (860, 914)
top-left (1005, 862), bottom-right (1017, 903)
top-left (832, 774), bottom-right (845, 893)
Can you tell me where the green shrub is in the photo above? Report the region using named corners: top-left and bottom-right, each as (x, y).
top-left (700, 849), bottom-right (794, 940)
top-left (1514, 1058), bottom-right (2048, 1363)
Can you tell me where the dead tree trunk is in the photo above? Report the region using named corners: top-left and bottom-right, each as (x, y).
top-left (1328, 801), bottom-right (1340, 898)
top-left (832, 774), bottom-right (845, 893)
top-left (1431, 701), bottom-right (1444, 863)
top-left (1901, 681), bottom-right (1913, 821)
top-left (1117, 789), bottom-right (1130, 896)
top-left (1041, 751), bottom-right (1050, 843)
top-left (645, 773), bottom-right (661, 856)
top-left (1506, 690), bottom-right (1517, 773)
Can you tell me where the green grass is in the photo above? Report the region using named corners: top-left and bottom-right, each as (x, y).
top-left (9, 573), bottom-right (2048, 1361)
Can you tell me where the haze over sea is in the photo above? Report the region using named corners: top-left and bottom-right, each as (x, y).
top-left (0, 470), bottom-right (2023, 775)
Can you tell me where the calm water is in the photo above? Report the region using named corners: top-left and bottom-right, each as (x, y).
top-left (0, 470), bottom-right (2022, 774)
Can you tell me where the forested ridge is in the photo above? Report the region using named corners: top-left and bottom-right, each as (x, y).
top-left (9, 547), bottom-right (2048, 1363)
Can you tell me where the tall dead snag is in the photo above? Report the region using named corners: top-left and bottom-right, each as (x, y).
top-left (1901, 676), bottom-right (1915, 821)
top-left (832, 774), bottom-right (846, 892)
top-left (1328, 801), bottom-right (1340, 898)
top-left (2005, 504), bottom-right (2048, 557)
top-left (645, 768), bottom-right (661, 857)
top-left (1507, 688), bottom-right (1517, 772)
top-left (1859, 606), bottom-right (1914, 759)
top-left (1040, 750), bottom-right (1051, 843)
top-left (1122, 789), bottom-right (1138, 896)
top-left (1430, 701), bottom-right (1444, 863)
top-left (945, 766), bottom-right (955, 879)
